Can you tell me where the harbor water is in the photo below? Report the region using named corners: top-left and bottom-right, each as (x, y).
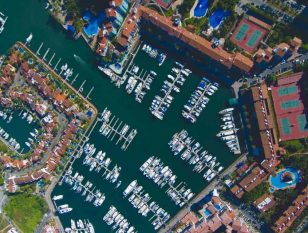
top-left (0, 1), bottom-right (244, 232)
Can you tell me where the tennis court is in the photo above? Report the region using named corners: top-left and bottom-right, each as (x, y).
top-left (271, 72), bottom-right (308, 141)
top-left (278, 85), bottom-right (298, 96)
top-left (230, 18), bottom-right (268, 53)
top-left (155, 0), bottom-right (174, 9)
top-left (281, 118), bottom-right (292, 135)
top-left (246, 30), bottom-right (262, 48)
top-left (298, 115), bottom-right (308, 132)
top-left (281, 100), bottom-right (300, 110)
top-left (234, 23), bottom-right (249, 41)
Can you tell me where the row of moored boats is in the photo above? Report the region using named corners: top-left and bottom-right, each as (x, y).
top-left (182, 77), bottom-right (219, 123)
top-left (125, 67), bottom-right (157, 103)
top-left (65, 219), bottom-right (95, 233)
top-left (63, 168), bottom-right (106, 207)
top-left (217, 108), bottom-right (241, 155)
top-left (169, 130), bottom-right (224, 182)
top-left (123, 180), bottom-right (170, 230)
top-left (83, 143), bottom-right (121, 188)
top-left (0, 11), bottom-right (8, 34)
top-left (103, 206), bottom-right (136, 233)
top-left (99, 108), bottom-right (137, 150)
top-left (141, 43), bottom-right (166, 67)
top-left (150, 62), bottom-right (191, 120)
top-left (140, 156), bottom-right (194, 207)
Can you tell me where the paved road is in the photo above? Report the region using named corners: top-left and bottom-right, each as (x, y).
top-left (160, 153), bottom-right (248, 233)
top-left (247, 52), bottom-right (308, 86)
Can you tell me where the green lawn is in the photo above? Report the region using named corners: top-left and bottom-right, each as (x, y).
top-left (0, 214), bottom-right (10, 232)
top-left (4, 193), bottom-right (48, 233)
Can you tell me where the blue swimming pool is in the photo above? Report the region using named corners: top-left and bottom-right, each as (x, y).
top-left (209, 8), bottom-right (230, 29)
top-left (193, 0), bottom-right (209, 17)
top-left (269, 167), bottom-right (300, 192)
top-left (83, 11), bottom-right (106, 37)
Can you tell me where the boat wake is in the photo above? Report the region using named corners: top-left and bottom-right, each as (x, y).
top-left (73, 54), bottom-right (86, 65)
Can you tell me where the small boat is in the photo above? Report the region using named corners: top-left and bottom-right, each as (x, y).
top-left (52, 195), bottom-right (63, 201)
top-left (26, 33), bottom-right (33, 44)
top-left (219, 108), bottom-right (234, 115)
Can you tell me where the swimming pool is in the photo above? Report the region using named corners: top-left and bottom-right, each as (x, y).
top-left (209, 8), bottom-right (230, 29)
top-left (193, 0), bottom-right (209, 18)
top-left (269, 167), bottom-right (300, 192)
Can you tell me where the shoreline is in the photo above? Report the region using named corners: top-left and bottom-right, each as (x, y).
top-left (159, 153), bottom-right (247, 233)
top-left (16, 42), bottom-right (98, 231)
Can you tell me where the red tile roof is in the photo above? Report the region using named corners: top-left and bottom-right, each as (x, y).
top-left (139, 6), bottom-right (254, 72)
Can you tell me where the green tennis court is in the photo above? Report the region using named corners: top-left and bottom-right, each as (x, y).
top-left (246, 30), bottom-right (262, 48)
top-left (278, 85), bottom-right (298, 96)
top-left (298, 114), bottom-right (308, 132)
top-left (281, 100), bottom-right (300, 110)
top-left (281, 118), bottom-right (292, 135)
top-left (235, 23), bottom-right (249, 41)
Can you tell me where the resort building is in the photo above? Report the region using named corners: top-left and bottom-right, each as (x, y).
top-left (0, 44), bottom-right (96, 193)
top-left (289, 37), bottom-right (302, 52)
top-left (230, 162), bottom-right (270, 199)
top-left (254, 47), bottom-right (273, 63)
top-left (172, 190), bottom-right (250, 233)
top-left (272, 186), bottom-right (308, 233)
top-left (117, 6), bottom-right (141, 49)
top-left (271, 72), bottom-right (308, 141)
top-left (138, 6), bottom-right (254, 73)
top-left (253, 194), bottom-right (276, 212)
top-left (251, 82), bottom-right (279, 163)
top-left (254, 37), bottom-right (302, 63)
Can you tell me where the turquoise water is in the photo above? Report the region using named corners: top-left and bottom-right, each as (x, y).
top-left (193, 0), bottom-right (209, 17)
top-left (0, 107), bottom-right (40, 154)
top-left (209, 8), bottom-right (230, 29)
top-left (269, 167), bottom-right (300, 191)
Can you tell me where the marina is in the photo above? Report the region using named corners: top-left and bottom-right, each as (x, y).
top-left (64, 219), bottom-right (95, 233)
top-left (62, 167), bottom-right (106, 208)
top-left (217, 108), bottom-right (241, 155)
top-left (124, 63), bottom-right (158, 103)
top-left (140, 156), bottom-right (194, 207)
top-left (150, 62), bottom-right (191, 120)
top-left (98, 108), bottom-right (137, 151)
top-left (103, 206), bottom-right (137, 233)
top-left (0, 107), bottom-right (41, 154)
top-left (169, 129), bottom-right (224, 181)
top-left (182, 77), bottom-right (219, 123)
top-left (0, 11), bottom-right (8, 34)
top-left (82, 143), bottom-right (122, 187)
top-left (123, 180), bottom-right (170, 230)
top-left (141, 43), bottom-right (167, 67)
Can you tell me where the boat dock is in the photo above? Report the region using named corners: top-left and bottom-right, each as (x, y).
top-left (62, 167), bottom-right (106, 207)
top-left (82, 147), bottom-right (121, 187)
top-left (159, 153), bottom-right (248, 233)
top-left (150, 63), bottom-right (190, 120)
top-left (123, 62), bottom-right (157, 103)
top-left (182, 77), bottom-right (219, 123)
top-left (103, 205), bottom-right (136, 233)
top-left (123, 180), bottom-right (170, 230)
top-left (99, 108), bottom-right (137, 151)
top-left (217, 108), bottom-right (241, 155)
top-left (58, 116), bottom-right (100, 185)
top-left (140, 156), bottom-right (194, 207)
top-left (169, 130), bottom-right (223, 181)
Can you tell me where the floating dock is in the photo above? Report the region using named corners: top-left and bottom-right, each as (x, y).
top-left (98, 108), bottom-right (137, 151)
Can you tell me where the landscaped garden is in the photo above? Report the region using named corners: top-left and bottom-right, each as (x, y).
top-left (4, 193), bottom-right (48, 233)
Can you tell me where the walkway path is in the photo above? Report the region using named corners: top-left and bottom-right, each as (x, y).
top-left (160, 153), bottom-right (247, 233)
